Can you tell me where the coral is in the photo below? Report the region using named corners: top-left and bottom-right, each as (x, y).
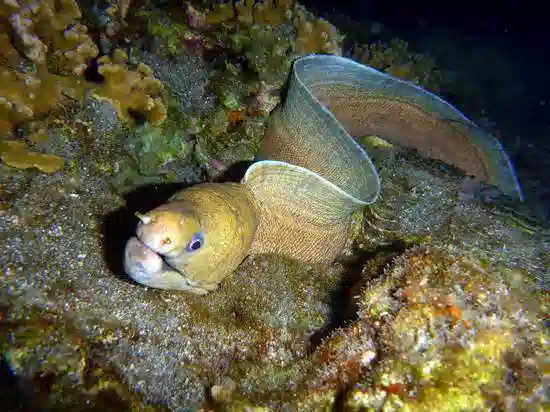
top-left (210, 376), bottom-right (237, 404)
top-left (204, 2), bottom-right (235, 26)
top-left (0, 0), bottom-right (92, 134)
top-left (106, 103), bottom-right (202, 192)
top-left (0, 0), bottom-right (168, 138)
top-left (0, 139), bottom-right (64, 173)
top-left (172, 1), bottom-right (343, 170)
top-left (292, 5), bottom-right (342, 55)
top-left (137, 8), bottom-right (191, 56)
top-left (50, 22), bottom-right (99, 75)
top-left (251, 0), bottom-right (294, 27)
top-left (204, 0), bottom-right (294, 27)
top-left (0, 32), bottom-right (20, 65)
top-left (353, 38), bottom-right (442, 92)
top-left (95, 49), bottom-right (167, 125)
top-left (299, 246), bottom-right (549, 410)
top-left (111, 0), bottom-right (133, 22)
top-left (1, 0), bottom-right (98, 73)
top-left (122, 117), bottom-right (194, 176)
top-left (229, 26), bottom-right (291, 86)
top-left (193, 106), bottom-right (266, 179)
top-left (0, 0), bottom-right (96, 134)
top-left (0, 68), bottom-right (61, 135)
top-left (202, 1), bottom-right (340, 56)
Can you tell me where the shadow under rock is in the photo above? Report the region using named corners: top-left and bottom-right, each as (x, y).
top-left (308, 240), bottom-right (409, 351)
top-left (0, 356), bottom-right (27, 412)
top-left (212, 160), bottom-right (253, 183)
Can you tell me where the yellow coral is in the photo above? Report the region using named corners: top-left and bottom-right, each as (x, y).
top-left (234, 0), bottom-right (254, 25)
top-left (1, 1), bottom-right (167, 132)
top-left (293, 6), bottom-right (342, 55)
top-left (95, 49), bottom-right (167, 125)
top-left (250, 0), bottom-right (293, 27)
top-left (109, 0), bottom-right (133, 22)
top-left (0, 68), bottom-right (61, 135)
top-left (0, 33), bottom-right (21, 66)
top-left (0, 0), bottom-right (100, 134)
top-left (0, 140), bottom-right (64, 173)
top-left (205, 2), bottom-right (235, 25)
top-left (1, 0), bottom-right (101, 74)
top-left (205, 0), bottom-right (294, 27)
top-left (302, 246), bottom-right (549, 410)
top-left (202, 1), bottom-right (340, 55)
top-left (353, 38), bottom-right (441, 92)
top-left (52, 23), bottom-right (99, 75)
top-left (1, 0), bottom-right (96, 73)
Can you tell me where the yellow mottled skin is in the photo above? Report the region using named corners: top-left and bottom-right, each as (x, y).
top-left (126, 183), bottom-right (258, 294)
top-left (124, 55), bottom-right (521, 294)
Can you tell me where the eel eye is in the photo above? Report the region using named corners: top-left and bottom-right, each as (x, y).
top-left (161, 237), bottom-right (171, 246)
top-left (185, 232), bottom-right (204, 252)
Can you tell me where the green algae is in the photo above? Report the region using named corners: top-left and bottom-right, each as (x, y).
top-left (105, 104), bottom-right (197, 192)
top-left (124, 121), bottom-right (193, 176)
top-left (353, 38), bottom-right (444, 93)
top-left (134, 9), bottom-right (190, 57)
top-left (227, 24), bottom-right (294, 87)
top-left (193, 109), bottom-right (265, 174)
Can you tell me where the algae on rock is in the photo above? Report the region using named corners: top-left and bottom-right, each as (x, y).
top-left (1, 306), bottom-right (161, 411)
top-left (298, 246), bottom-right (549, 411)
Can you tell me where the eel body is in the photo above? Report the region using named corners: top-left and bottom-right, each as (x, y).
top-left (124, 54), bottom-right (522, 294)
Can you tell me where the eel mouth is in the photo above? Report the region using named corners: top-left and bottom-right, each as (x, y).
top-left (123, 237), bottom-right (192, 290)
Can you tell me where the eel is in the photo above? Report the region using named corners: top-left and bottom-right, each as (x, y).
top-left (123, 54), bottom-right (522, 295)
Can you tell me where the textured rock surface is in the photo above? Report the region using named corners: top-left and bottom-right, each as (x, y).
top-left (2, 141), bottom-right (549, 410)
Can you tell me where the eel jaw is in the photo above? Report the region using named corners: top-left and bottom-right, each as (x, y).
top-left (123, 236), bottom-right (199, 292)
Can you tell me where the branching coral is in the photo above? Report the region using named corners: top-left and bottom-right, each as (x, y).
top-left (51, 22), bottom-right (99, 75)
top-left (0, 0), bottom-right (167, 140)
top-left (201, 0), bottom-right (341, 56)
top-left (0, 0), bottom-right (97, 134)
top-left (0, 67), bottom-right (61, 135)
top-left (109, 0), bottom-right (133, 22)
top-left (204, 0), bottom-right (294, 27)
top-left (1, 0), bottom-right (98, 72)
top-left (293, 5), bottom-right (342, 55)
top-left (96, 49), bottom-right (167, 125)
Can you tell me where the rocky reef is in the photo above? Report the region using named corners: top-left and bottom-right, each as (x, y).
top-left (301, 245), bottom-right (548, 410)
top-left (1, 1), bottom-right (549, 410)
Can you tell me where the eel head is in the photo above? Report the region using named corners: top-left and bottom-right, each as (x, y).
top-left (123, 183), bottom-right (257, 294)
top-left (123, 205), bottom-right (213, 294)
